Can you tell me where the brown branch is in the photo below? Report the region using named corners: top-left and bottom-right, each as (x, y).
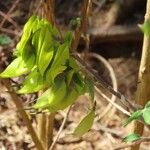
top-left (0, 11), bottom-right (21, 31)
top-left (71, 0), bottom-right (92, 52)
top-left (1, 79), bottom-right (44, 150)
top-left (42, 0), bottom-right (55, 25)
top-left (0, 27), bottom-right (20, 36)
top-left (0, 0), bottom-right (20, 28)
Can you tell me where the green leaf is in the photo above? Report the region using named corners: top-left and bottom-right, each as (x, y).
top-left (17, 68), bottom-right (47, 94)
top-left (73, 73), bottom-right (84, 93)
top-left (43, 21), bottom-right (60, 37)
top-left (124, 110), bottom-right (142, 126)
top-left (143, 108), bottom-right (150, 125)
top-left (140, 20), bottom-right (150, 36)
top-left (33, 89), bottom-right (51, 109)
top-left (54, 83), bottom-right (79, 111)
top-left (69, 17), bottom-right (81, 29)
top-left (20, 39), bottom-right (35, 69)
top-left (51, 26), bottom-right (60, 38)
top-left (85, 76), bottom-right (95, 101)
top-left (0, 57), bottom-right (29, 78)
top-left (64, 31), bottom-right (73, 46)
top-left (23, 15), bottom-right (37, 35)
top-left (37, 26), bottom-right (54, 75)
top-left (46, 44), bottom-right (69, 83)
top-left (32, 29), bottom-right (42, 55)
top-left (123, 133), bottom-right (141, 142)
top-left (66, 69), bottom-right (75, 86)
top-left (33, 78), bottom-right (67, 111)
top-left (0, 34), bottom-right (12, 45)
top-left (73, 110), bottom-right (95, 137)
top-left (16, 16), bottom-right (37, 56)
top-left (145, 101), bottom-right (150, 108)
top-left (68, 57), bottom-right (79, 71)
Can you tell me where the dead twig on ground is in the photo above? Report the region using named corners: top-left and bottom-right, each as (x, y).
top-left (0, 27), bottom-right (20, 36)
top-left (0, 0), bottom-right (20, 28)
top-left (0, 11), bottom-right (21, 31)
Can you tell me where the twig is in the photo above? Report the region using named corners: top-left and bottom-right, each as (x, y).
top-left (94, 125), bottom-right (124, 138)
top-left (0, 27), bottom-right (20, 36)
top-left (0, 0), bottom-right (20, 28)
top-left (95, 88), bottom-right (131, 116)
top-left (49, 106), bottom-right (72, 150)
top-left (0, 11), bottom-right (21, 31)
top-left (85, 53), bottom-right (118, 119)
top-left (0, 79), bottom-right (44, 150)
top-left (72, 53), bottom-right (139, 112)
top-left (71, 0), bottom-right (92, 52)
top-left (70, 0), bottom-right (138, 113)
top-left (70, 0), bottom-right (122, 117)
top-left (114, 137), bottom-right (150, 150)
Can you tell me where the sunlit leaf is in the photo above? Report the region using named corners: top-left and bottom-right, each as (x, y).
top-left (33, 88), bottom-right (51, 109)
top-left (124, 110), bottom-right (142, 126)
top-left (37, 26), bottom-right (54, 75)
top-left (46, 44), bottom-right (69, 83)
top-left (17, 68), bottom-right (47, 94)
top-left (143, 108), bottom-right (150, 125)
top-left (66, 69), bottom-right (74, 86)
top-left (0, 57), bottom-right (29, 78)
top-left (140, 20), bottom-right (150, 36)
top-left (123, 133), bottom-right (141, 142)
top-left (64, 31), bottom-right (73, 46)
top-left (33, 78), bottom-right (67, 112)
top-left (145, 101), bottom-right (150, 108)
top-left (16, 16), bottom-right (37, 56)
top-left (68, 57), bottom-right (79, 71)
top-left (73, 110), bottom-right (95, 137)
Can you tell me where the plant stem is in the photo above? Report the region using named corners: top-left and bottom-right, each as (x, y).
top-left (37, 1), bottom-right (56, 149)
top-left (131, 0), bottom-right (150, 150)
top-left (37, 113), bottom-right (46, 148)
top-left (46, 112), bottom-right (55, 149)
